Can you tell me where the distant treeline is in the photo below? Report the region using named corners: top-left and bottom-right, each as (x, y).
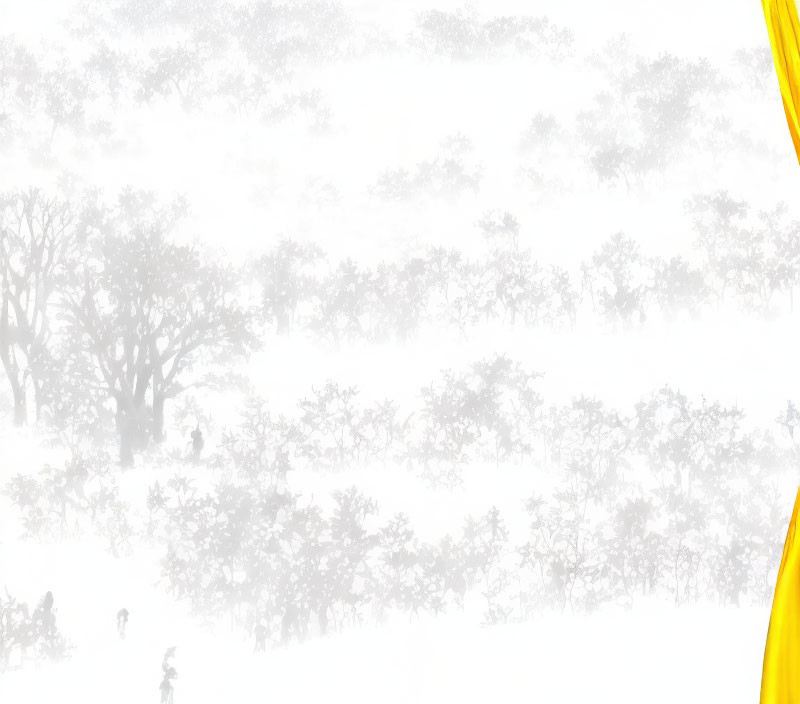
top-left (7, 356), bottom-right (797, 645)
top-left (0, 1), bottom-right (574, 140)
top-left (0, 0), bottom-right (776, 183)
top-left (257, 193), bottom-right (800, 340)
top-left (1, 188), bottom-right (799, 467)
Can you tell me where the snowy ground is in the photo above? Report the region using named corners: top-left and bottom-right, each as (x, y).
top-left (0, 517), bottom-right (772, 704)
top-left (0, 412), bottom-right (776, 704)
top-left (0, 563), bottom-right (770, 704)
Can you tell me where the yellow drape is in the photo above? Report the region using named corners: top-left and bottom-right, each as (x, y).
top-left (761, 3), bottom-right (800, 700)
top-left (761, 487), bottom-right (800, 702)
top-left (763, 0), bottom-right (800, 164)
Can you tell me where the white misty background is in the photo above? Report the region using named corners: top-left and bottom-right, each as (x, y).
top-left (0, 0), bottom-right (796, 702)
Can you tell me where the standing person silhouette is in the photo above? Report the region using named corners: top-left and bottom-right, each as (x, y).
top-left (116, 608), bottom-right (129, 639)
top-left (190, 424), bottom-right (204, 463)
top-left (33, 591), bottom-right (55, 637)
top-left (160, 647), bottom-right (177, 704)
top-left (760, 4), bottom-right (800, 702)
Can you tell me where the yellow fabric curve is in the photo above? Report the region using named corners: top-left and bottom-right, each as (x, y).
top-left (763, 0), bottom-right (800, 165)
top-left (761, 486), bottom-right (800, 702)
top-left (761, 3), bottom-right (800, 700)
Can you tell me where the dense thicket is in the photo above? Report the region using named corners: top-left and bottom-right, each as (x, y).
top-left (7, 357), bottom-right (796, 646)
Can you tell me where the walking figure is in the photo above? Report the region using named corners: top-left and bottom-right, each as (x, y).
top-left (190, 424), bottom-right (204, 462)
top-left (160, 647), bottom-right (177, 704)
top-left (117, 608), bottom-right (129, 639)
top-left (254, 622), bottom-right (267, 652)
top-left (33, 591), bottom-right (55, 638)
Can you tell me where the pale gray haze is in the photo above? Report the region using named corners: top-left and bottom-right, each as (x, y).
top-left (0, 1), bottom-right (796, 702)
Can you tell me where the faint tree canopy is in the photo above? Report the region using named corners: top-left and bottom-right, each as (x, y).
top-left (578, 35), bottom-right (724, 187)
top-left (59, 188), bottom-right (258, 465)
top-left (411, 6), bottom-right (573, 60)
top-left (0, 190), bottom-right (78, 426)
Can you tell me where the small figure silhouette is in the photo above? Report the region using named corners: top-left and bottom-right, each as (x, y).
top-left (254, 622), bottom-right (267, 652)
top-left (160, 647), bottom-right (177, 704)
top-left (117, 608), bottom-right (129, 639)
top-left (33, 591), bottom-right (55, 637)
top-left (160, 670), bottom-right (176, 704)
top-left (190, 425), bottom-right (204, 462)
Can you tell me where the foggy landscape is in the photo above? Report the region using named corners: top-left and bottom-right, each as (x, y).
top-left (0, 1), bottom-right (797, 702)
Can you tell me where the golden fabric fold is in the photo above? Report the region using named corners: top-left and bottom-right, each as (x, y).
top-left (763, 0), bottom-right (800, 165)
top-left (761, 4), bottom-right (800, 700)
top-left (761, 486), bottom-right (800, 702)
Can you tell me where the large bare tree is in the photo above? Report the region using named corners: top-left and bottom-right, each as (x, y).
top-left (63, 196), bottom-right (256, 465)
top-left (0, 190), bottom-right (74, 425)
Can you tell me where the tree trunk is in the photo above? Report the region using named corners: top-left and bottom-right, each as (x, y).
top-left (33, 379), bottom-right (43, 423)
top-left (152, 395), bottom-right (165, 444)
top-left (119, 423), bottom-right (134, 467)
top-left (11, 381), bottom-right (26, 426)
top-left (0, 343), bottom-right (27, 425)
top-left (117, 397), bottom-right (147, 466)
top-left (276, 311), bottom-right (290, 334)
